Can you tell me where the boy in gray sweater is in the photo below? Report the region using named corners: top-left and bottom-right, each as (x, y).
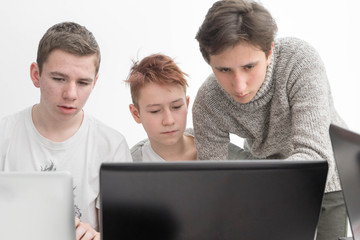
top-left (193, 0), bottom-right (347, 239)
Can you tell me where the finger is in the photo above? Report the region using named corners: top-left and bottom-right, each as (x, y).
top-left (94, 232), bottom-right (101, 240)
top-left (75, 217), bottom-right (80, 227)
top-left (76, 225), bottom-right (86, 240)
top-left (80, 231), bottom-right (95, 240)
top-left (79, 230), bottom-right (101, 240)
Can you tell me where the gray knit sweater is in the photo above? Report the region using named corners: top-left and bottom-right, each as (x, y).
top-left (192, 37), bottom-right (346, 192)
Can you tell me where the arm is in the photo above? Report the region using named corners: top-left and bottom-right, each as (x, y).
top-left (284, 48), bottom-right (342, 193)
top-left (286, 44), bottom-right (334, 161)
top-left (192, 79), bottom-right (230, 160)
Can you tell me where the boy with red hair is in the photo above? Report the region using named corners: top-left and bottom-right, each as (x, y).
top-left (127, 54), bottom-right (197, 161)
top-left (126, 53), bottom-right (245, 162)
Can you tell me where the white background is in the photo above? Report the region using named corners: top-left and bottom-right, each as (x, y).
top-left (0, 0), bottom-right (359, 148)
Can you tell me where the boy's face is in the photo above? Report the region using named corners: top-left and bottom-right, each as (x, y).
top-left (130, 83), bottom-right (189, 148)
top-left (209, 42), bottom-right (273, 104)
top-left (30, 49), bottom-right (98, 122)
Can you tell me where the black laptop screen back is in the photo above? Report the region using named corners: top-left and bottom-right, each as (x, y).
top-left (330, 124), bottom-right (360, 239)
top-left (100, 160), bottom-right (327, 240)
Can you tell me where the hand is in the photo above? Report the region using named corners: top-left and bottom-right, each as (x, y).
top-left (75, 217), bottom-right (101, 240)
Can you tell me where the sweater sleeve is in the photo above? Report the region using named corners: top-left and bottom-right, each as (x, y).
top-left (192, 77), bottom-right (231, 160)
top-left (285, 41), bottom-right (334, 162)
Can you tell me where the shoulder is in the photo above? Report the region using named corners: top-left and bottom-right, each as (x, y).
top-left (196, 74), bottom-right (220, 97)
top-left (130, 139), bottom-right (149, 162)
top-left (86, 114), bottom-right (126, 141)
top-left (84, 114), bottom-right (132, 162)
top-left (184, 128), bottom-right (194, 137)
top-left (274, 37), bottom-right (326, 88)
top-left (0, 108), bottom-right (29, 135)
top-left (276, 37), bottom-right (316, 52)
top-left (275, 37), bottom-right (323, 64)
top-left (0, 113), bottom-right (17, 131)
top-left (193, 74), bottom-right (232, 115)
top-left (84, 114), bottom-right (131, 154)
top-left (0, 108), bottom-right (30, 157)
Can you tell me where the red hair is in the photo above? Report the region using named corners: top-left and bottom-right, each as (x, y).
top-left (126, 54), bottom-right (188, 108)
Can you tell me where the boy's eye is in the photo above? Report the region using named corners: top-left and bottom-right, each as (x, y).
top-left (53, 77), bottom-right (64, 81)
top-left (78, 81), bottom-right (89, 86)
top-left (244, 65), bottom-right (254, 70)
top-left (219, 68), bottom-right (231, 73)
top-left (150, 110), bottom-right (160, 114)
top-left (172, 105), bottom-right (183, 110)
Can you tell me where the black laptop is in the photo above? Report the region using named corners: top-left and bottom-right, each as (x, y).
top-left (330, 124), bottom-right (360, 240)
top-left (100, 160), bottom-right (328, 240)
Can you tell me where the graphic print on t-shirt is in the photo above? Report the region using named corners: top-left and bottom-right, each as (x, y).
top-left (40, 159), bottom-right (82, 219)
top-left (41, 160), bottom-right (56, 171)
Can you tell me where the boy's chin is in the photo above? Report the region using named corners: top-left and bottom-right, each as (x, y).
top-left (160, 137), bottom-right (182, 146)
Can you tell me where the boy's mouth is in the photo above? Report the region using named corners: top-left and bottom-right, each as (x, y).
top-left (58, 105), bottom-right (77, 114)
top-left (161, 130), bottom-right (178, 135)
top-left (59, 105), bottom-right (76, 109)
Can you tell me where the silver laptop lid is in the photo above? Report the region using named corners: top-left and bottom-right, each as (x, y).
top-left (330, 124), bottom-right (360, 240)
top-left (0, 171), bottom-right (76, 240)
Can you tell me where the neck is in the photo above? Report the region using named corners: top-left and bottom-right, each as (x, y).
top-left (31, 104), bottom-right (84, 142)
top-left (151, 134), bottom-right (197, 161)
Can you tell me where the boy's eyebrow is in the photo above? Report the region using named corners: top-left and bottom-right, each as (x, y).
top-left (49, 71), bottom-right (94, 82)
top-left (145, 103), bottom-right (161, 108)
top-left (170, 98), bottom-right (184, 104)
top-left (50, 71), bottom-right (69, 78)
top-left (145, 98), bottom-right (184, 108)
top-left (241, 60), bottom-right (259, 67)
top-left (214, 60), bottom-right (259, 69)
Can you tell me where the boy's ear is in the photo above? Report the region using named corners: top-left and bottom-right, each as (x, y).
top-left (186, 96), bottom-right (190, 108)
top-left (129, 104), bottom-right (142, 124)
top-left (93, 74), bottom-right (99, 89)
top-left (30, 62), bottom-right (41, 88)
top-left (266, 42), bottom-right (274, 66)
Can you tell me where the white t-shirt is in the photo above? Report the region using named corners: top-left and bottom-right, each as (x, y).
top-left (0, 106), bottom-right (132, 230)
top-left (130, 128), bottom-right (251, 162)
top-left (130, 129), bottom-right (194, 162)
top-left (135, 140), bottom-right (167, 162)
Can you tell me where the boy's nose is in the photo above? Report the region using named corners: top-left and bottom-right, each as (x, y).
top-left (162, 109), bottom-right (175, 126)
top-left (63, 82), bottom-right (78, 100)
top-left (233, 71), bottom-right (247, 95)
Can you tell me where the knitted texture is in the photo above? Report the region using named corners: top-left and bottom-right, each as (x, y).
top-left (192, 37), bottom-right (346, 192)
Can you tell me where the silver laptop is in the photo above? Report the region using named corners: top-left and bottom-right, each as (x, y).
top-left (100, 160), bottom-right (328, 240)
top-left (0, 171), bottom-right (76, 240)
top-left (330, 124), bottom-right (360, 240)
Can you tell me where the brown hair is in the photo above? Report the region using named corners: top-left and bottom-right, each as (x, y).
top-left (125, 54), bottom-right (188, 109)
top-left (36, 22), bottom-right (101, 75)
top-left (196, 0), bottom-right (277, 63)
